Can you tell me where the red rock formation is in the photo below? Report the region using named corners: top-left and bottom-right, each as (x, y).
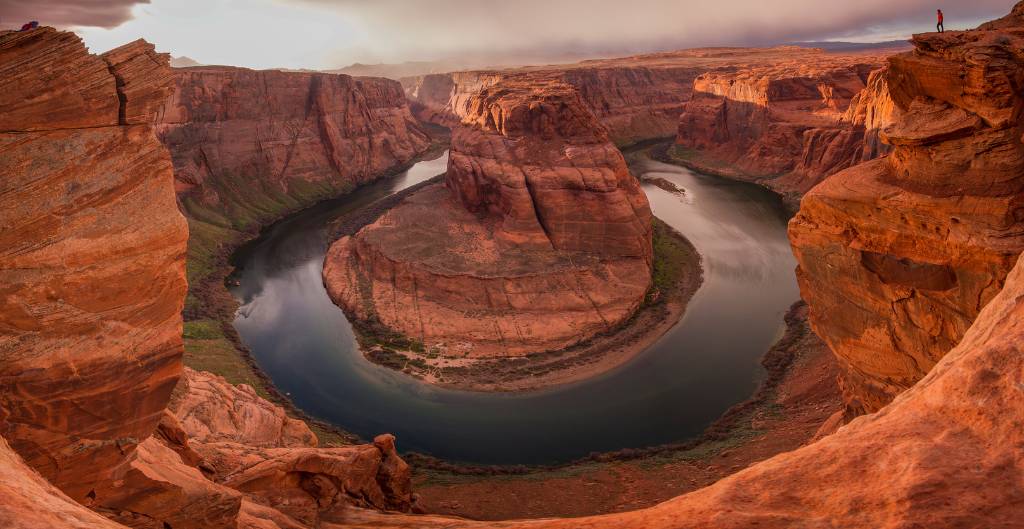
top-left (325, 80), bottom-right (653, 357)
top-left (675, 50), bottom-right (900, 202)
top-left (404, 47), bottom-right (905, 151)
top-left (157, 67), bottom-right (431, 230)
top-left (0, 28), bottom-right (186, 501)
top-left (0, 28), bottom-right (414, 529)
top-left (790, 24), bottom-right (1024, 413)
top-left (169, 368), bottom-right (317, 448)
top-left (344, 250), bottom-right (1024, 528)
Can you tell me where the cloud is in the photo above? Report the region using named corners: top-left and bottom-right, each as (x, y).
top-left (296, 0), bottom-right (1016, 60)
top-left (0, 0), bottom-right (147, 29)
top-left (60, 0), bottom-right (1020, 70)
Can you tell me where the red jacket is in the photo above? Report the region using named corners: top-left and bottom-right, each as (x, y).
top-left (938, 12), bottom-right (944, 23)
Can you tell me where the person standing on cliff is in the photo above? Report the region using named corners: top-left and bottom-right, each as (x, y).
top-left (937, 9), bottom-right (944, 32)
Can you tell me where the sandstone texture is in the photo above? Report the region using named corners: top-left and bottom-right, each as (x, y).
top-left (158, 66), bottom-right (431, 234)
top-left (0, 28), bottom-right (413, 529)
top-left (790, 20), bottom-right (1024, 413)
top-left (675, 50), bottom-right (900, 202)
top-left (0, 27), bottom-right (186, 500)
top-left (343, 249), bottom-right (1024, 528)
top-left (404, 47), bottom-right (906, 152)
top-left (325, 80), bottom-right (653, 357)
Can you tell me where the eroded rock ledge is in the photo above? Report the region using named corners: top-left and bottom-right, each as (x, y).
top-left (790, 18), bottom-right (1024, 414)
top-left (324, 79), bottom-right (653, 360)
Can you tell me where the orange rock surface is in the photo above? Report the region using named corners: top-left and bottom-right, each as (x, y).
top-left (404, 47), bottom-right (906, 153)
top-left (0, 28), bottom-right (186, 501)
top-left (343, 250), bottom-right (1024, 528)
top-left (325, 80), bottom-right (653, 357)
top-left (790, 21), bottom-right (1024, 413)
top-left (675, 50), bottom-right (900, 202)
top-left (157, 66), bottom-right (431, 227)
top-left (0, 28), bottom-right (413, 529)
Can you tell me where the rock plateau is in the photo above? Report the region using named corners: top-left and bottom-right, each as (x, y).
top-left (675, 52), bottom-right (900, 203)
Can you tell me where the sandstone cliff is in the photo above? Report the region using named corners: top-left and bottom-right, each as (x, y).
top-left (325, 79), bottom-right (653, 358)
top-left (0, 28), bottom-right (413, 529)
top-left (403, 63), bottom-right (697, 146)
top-left (157, 66), bottom-right (431, 285)
top-left (674, 51), bottom-right (899, 202)
top-left (790, 21), bottom-right (1024, 414)
top-left (0, 27), bottom-right (186, 501)
top-left (404, 47), bottom-right (903, 153)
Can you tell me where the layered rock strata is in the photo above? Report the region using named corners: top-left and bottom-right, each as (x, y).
top-left (675, 53), bottom-right (899, 201)
top-left (0, 28), bottom-right (412, 529)
top-left (790, 23), bottom-right (1024, 413)
top-left (404, 46), bottom-right (904, 150)
top-left (0, 27), bottom-right (186, 500)
top-left (346, 249), bottom-right (1024, 528)
top-left (325, 80), bottom-right (653, 357)
top-left (157, 67), bottom-right (431, 233)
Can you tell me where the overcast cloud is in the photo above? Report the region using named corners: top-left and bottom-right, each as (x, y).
top-left (2, 0), bottom-right (1016, 69)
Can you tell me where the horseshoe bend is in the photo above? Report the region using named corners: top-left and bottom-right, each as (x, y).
top-left (2, 2), bottom-right (1024, 528)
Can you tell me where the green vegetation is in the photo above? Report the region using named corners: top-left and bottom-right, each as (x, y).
top-left (182, 319), bottom-right (272, 400)
top-left (645, 217), bottom-right (700, 307)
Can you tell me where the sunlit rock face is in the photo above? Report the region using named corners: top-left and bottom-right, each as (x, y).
top-left (325, 79), bottom-right (653, 357)
top-left (0, 27), bottom-right (415, 529)
top-left (0, 28), bottom-right (187, 501)
top-left (403, 47), bottom-right (863, 147)
top-left (790, 16), bottom-right (1024, 414)
top-left (675, 51), bottom-right (899, 203)
top-left (157, 66), bottom-right (431, 228)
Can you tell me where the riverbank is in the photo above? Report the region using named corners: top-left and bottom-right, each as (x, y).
top-left (180, 127), bottom-right (451, 446)
top-left (650, 142), bottom-right (802, 213)
top-left (344, 218), bottom-right (702, 392)
top-left (411, 301), bottom-right (842, 519)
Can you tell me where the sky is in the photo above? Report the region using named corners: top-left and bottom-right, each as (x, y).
top-left (0, 0), bottom-right (1017, 70)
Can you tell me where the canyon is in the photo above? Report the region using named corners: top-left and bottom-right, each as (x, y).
top-left (0, 28), bottom-right (414, 529)
top-left (403, 45), bottom-right (904, 208)
top-left (674, 54), bottom-right (900, 204)
top-left (3, 2), bottom-right (1024, 528)
top-left (790, 14), bottom-right (1024, 415)
top-left (323, 78), bottom-right (657, 377)
top-left (156, 61), bottom-right (433, 295)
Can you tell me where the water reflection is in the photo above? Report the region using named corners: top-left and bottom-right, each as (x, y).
top-left (230, 148), bottom-right (799, 465)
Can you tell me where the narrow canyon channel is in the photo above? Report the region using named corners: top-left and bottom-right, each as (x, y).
top-left (229, 146), bottom-right (799, 465)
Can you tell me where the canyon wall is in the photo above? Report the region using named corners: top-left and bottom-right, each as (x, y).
top-left (0, 28), bottom-right (413, 529)
top-left (347, 249), bottom-right (1024, 528)
top-left (157, 66), bottom-right (432, 285)
top-left (790, 23), bottom-right (1024, 413)
top-left (325, 79), bottom-right (653, 358)
top-left (403, 63), bottom-right (698, 146)
top-left (0, 28), bottom-right (186, 500)
top-left (674, 52), bottom-right (899, 202)
top-left (404, 47), bottom-right (903, 155)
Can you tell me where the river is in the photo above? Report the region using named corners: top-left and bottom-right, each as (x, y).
top-left (229, 146), bottom-right (799, 465)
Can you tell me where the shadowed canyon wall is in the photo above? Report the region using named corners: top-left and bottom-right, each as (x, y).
top-left (790, 16), bottom-right (1024, 414)
top-left (325, 79), bottom-right (653, 357)
top-left (156, 65), bottom-right (432, 288)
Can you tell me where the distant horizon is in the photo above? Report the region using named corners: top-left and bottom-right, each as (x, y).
top-left (0, 0), bottom-right (1013, 70)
